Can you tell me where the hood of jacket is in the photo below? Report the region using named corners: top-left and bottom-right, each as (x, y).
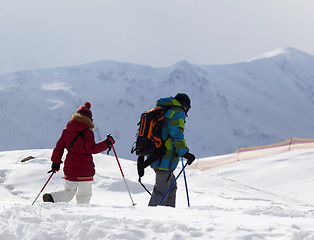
top-left (156, 97), bottom-right (183, 108)
top-left (66, 113), bottom-right (95, 132)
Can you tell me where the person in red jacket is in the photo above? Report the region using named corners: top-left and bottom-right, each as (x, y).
top-left (43, 101), bottom-right (114, 204)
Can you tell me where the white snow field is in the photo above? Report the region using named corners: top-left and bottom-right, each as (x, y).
top-left (0, 148), bottom-right (314, 239)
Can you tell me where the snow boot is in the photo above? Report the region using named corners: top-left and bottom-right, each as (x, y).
top-left (43, 193), bottom-right (54, 203)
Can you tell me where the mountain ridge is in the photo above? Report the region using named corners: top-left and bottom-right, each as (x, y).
top-left (1, 47), bottom-right (314, 160)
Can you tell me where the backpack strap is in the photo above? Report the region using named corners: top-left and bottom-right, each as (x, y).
top-left (67, 128), bottom-right (88, 152)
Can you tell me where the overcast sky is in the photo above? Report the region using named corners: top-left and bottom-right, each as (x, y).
top-left (0, 0), bottom-right (314, 73)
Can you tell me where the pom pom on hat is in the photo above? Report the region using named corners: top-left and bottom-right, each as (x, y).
top-left (77, 101), bottom-right (93, 120)
top-left (85, 101), bottom-right (91, 109)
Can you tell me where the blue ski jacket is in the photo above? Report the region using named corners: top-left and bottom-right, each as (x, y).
top-left (150, 97), bottom-right (189, 171)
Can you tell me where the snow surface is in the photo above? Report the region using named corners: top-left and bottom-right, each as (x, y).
top-left (1, 47), bottom-right (314, 160)
top-left (1, 148), bottom-right (314, 239)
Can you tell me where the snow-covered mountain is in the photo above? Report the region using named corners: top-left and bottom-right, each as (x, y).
top-left (0, 47), bottom-right (314, 160)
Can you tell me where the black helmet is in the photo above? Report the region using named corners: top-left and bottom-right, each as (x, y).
top-left (174, 93), bottom-right (191, 109)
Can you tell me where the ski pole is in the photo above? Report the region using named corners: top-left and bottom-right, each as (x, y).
top-left (139, 177), bottom-right (152, 195)
top-left (181, 157), bottom-right (190, 207)
top-left (158, 162), bottom-right (188, 206)
top-left (31, 171), bottom-right (55, 205)
top-left (108, 137), bottom-right (136, 206)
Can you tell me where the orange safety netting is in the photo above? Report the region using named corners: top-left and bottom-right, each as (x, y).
top-left (190, 138), bottom-right (314, 171)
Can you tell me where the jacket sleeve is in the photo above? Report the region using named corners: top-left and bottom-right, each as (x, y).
top-left (168, 109), bottom-right (189, 156)
top-left (51, 129), bottom-right (66, 163)
top-left (84, 130), bottom-right (108, 154)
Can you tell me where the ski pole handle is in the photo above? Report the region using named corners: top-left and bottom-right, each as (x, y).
top-left (106, 134), bottom-right (114, 155)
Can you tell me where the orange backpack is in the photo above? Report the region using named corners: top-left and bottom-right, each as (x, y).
top-left (131, 106), bottom-right (171, 157)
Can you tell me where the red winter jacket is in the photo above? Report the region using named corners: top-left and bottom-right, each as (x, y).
top-left (51, 113), bottom-right (108, 181)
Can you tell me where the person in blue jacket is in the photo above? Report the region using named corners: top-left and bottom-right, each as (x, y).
top-left (148, 93), bottom-right (195, 207)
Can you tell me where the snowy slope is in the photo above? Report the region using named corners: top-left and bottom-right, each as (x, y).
top-left (0, 148), bottom-right (314, 239)
top-left (0, 47), bottom-right (314, 160)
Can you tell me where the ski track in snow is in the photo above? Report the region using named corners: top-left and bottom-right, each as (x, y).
top-left (45, 99), bottom-right (65, 110)
top-left (0, 149), bottom-right (314, 239)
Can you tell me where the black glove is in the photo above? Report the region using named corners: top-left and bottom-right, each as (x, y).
top-left (105, 134), bottom-right (115, 148)
top-left (183, 152), bottom-right (195, 165)
top-left (48, 162), bottom-right (62, 173)
top-left (137, 156), bottom-right (145, 178)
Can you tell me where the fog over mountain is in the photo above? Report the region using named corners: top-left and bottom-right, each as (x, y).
top-left (0, 47), bottom-right (314, 160)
